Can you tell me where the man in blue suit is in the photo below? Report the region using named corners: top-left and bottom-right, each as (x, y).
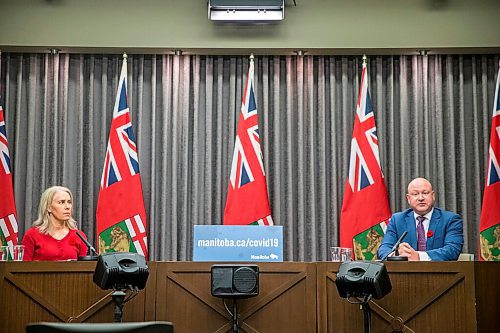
top-left (377, 177), bottom-right (464, 261)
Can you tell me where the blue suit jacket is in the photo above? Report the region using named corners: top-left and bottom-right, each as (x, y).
top-left (377, 208), bottom-right (464, 261)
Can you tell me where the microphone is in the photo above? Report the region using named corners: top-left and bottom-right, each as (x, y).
top-left (76, 230), bottom-right (99, 261)
top-left (381, 230), bottom-right (408, 262)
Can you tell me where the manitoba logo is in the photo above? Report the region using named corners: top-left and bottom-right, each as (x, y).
top-left (98, 214), bottom-right (147, 256)
top-left (352, 224), bottom-right (385, 260)
top-left (480, 224), bottom-right (500, 261)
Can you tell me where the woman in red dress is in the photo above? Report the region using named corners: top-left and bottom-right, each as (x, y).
top-left (22, 186), bottom-right (89, 261)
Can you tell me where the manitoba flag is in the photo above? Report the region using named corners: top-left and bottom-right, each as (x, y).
top-left (223, 56), bottom-right (273, 226)
top-left (96, 56), bottom-right (148, 258)
top-left (479, 62), bottom-right (500, 261)
top-left (0, 103), bottom-right (19, 260)
top-left (340, 59), bottom-right (391, 260)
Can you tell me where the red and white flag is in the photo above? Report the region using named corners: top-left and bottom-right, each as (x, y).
top-left (479, 62), bottom-right (500, 261)
top-left (0, 104), bottom-right (19, 259)
top-left (96, 56), bottom-right (148, 258)
top-left (340, 60), bottom-right (391, 260)
top-left (223, 57), bottom-right (273, 226)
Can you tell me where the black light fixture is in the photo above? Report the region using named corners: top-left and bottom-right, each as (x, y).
top-left (211, 265), bottom-right (259, 333)
top-left (335, 261), bottom-right (392, 333)
top-left (93, 252), bottom-right (149, 322)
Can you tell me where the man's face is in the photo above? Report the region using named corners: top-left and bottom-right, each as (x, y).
top-left (406, 179), bottom-right (435, 215)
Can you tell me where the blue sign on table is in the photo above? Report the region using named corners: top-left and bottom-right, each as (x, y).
top-left (193, 225), bottom-right (283, 262)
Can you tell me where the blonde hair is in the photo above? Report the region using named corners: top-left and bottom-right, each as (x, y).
top-left (32, 186), bottom-right (78, 234)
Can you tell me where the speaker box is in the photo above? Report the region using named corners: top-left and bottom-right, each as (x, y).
top-left (211, 264), bottom-right (259, 299)
top-left (335, 261), bottom-right (392, 300)
top-left (93, 252), bottom-right (149, 290)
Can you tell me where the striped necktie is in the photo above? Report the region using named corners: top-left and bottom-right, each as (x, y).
top-left (416, 216), bottom-right (426, 251)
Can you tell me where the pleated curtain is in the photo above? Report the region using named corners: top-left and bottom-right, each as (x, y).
top-left (1, 53), bottom-right (498, 261)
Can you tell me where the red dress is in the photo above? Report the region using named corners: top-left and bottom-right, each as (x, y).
top-left (21, 227), bottom-right (89, 261)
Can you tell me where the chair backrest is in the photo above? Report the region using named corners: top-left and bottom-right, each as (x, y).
top-left (26, 321), bottom-right (173, 333)
top-left (457, 253), bottom-right (474, 261)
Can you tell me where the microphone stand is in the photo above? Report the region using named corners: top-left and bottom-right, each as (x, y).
top-left (76, 231), bottom-right (99, 261)
top-left (78, 254), bottom-right (99, 261)
top-left (386, 247), bottom-right (408, 261)
top-left (381, 231), bottom-right (409, 262)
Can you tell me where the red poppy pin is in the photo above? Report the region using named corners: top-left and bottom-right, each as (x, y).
top-left (427, 230), bottom-right (434, 238)
top-left (68, 237), bottom-right (77, 246)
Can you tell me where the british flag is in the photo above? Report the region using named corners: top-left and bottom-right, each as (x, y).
top-left (96, 57), bottom-right (148, 258)
top-left (340, 60), bottom-right (391, 256)
top-left (0, 104), bottom-right (19, 258)
top-left (224, 57), bottom-right (273, 226)
top-left (230, 136), bottom-right (255, 188)
top-left (0, 108), bottom-right (12, 175)
top-left (100, 80), bottom-right (140, 189)
top-left (485, 74), bottom-right (500, 188)
top-left (479, 62), bottom-right (500, 260)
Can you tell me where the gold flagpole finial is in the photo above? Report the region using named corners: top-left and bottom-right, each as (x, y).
top-left (362, 54), bottom-right (367, 66)
top-left (122, 52), bottom-right (128, 61)
top-left (250, 53), bottom-right (254, 62)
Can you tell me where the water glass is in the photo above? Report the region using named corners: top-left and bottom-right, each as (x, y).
top-left (330, 247), bottom-right (342, 261)
top-left (341, 247), bottom-right (353, 262)
top-left (14, 245), bottom-right (25, 261)
top-left (0, 245), bottom-right (9, 261)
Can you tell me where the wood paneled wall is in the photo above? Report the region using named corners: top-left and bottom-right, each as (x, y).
top-left (0, 261), bottom-right (497, 333)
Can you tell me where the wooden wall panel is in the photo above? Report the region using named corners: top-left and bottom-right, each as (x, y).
top-left (0, 262), bottom-right (149, 333)
top-left (317, 262), bottom-right (478, 333)
top-left (474, 262), bottom-right (500, 333)
top-left (0, 261), bottom-right (496, 333)
top-left (154, 262), bottom-right (317, 333)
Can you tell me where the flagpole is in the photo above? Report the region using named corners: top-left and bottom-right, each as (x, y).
top-left (249, 53), bottom-right (255, 84)
top-left (122, 52), bottom-right (127, 61)
top-left (362, 54), bottom-right (367, 66)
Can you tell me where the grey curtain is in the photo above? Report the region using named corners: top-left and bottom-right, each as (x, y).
top-left (1, 53), bottom-right (498, 261)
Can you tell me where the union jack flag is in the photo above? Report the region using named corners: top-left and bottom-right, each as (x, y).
top-left (485, 74), bottom-right (500, 188)
top-left (230, 136), bottom-right (255, 188)
top-left (100, 78), bottom-right (140, 188)
top-left (0, 104), bottom-right (19, 258)
top-left (479, 62), bottom-right (500, 260)
top-left (96, 57), bottom-right (148, 258)
top-left (340, 59), bottom-right (391, 258)
top-left (224, 57), bottom-right (273, 226)
top-left (0, 107), bottom-right (12, 175)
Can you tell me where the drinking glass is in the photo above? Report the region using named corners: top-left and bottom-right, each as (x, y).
top-left (0, 245), bottom-right (9, 261)
top-left (330, 247), bottom-right (342, 261)
top-left (14, 245), bottom-right (25, 261)
top-left (341, 247), bottom-right (353, 262)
